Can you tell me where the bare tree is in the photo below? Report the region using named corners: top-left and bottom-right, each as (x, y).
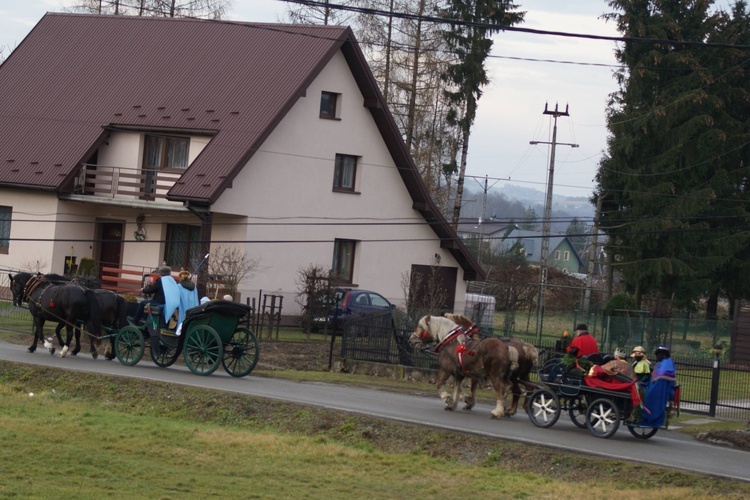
top-left (205, 246), bottom-right (262, 299)
top-left (67, 0), bottom-right (230, 18)
top-left (294, 264), bottom-right (333, 333)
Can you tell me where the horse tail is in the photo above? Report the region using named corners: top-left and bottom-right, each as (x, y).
top-left (85, 289), bottom-right (103, 337)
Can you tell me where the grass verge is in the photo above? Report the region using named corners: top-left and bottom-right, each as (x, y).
top-left (1, 361), bottom-right (749, 499)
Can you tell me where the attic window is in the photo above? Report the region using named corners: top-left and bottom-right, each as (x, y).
top-left (320, 91), bottom-right (340, 119)
top-left (143, 134), bottom-right (189, 171)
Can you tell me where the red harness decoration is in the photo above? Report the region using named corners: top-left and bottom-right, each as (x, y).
top-left (435, 326), bottom-right (476, 374)
top-left (435, 326), bottom-right (464, 353)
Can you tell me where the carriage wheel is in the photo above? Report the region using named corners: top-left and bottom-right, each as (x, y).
top-left (627, 424), bottom-right (659, 439)
top-left (528, 388), bottom-right (561, 428)
top-left (115, 326), bottom-right (144, 366)
top-left (587, 397), bottom-right (621, 438)
top-left (568, 395), bottom-right (588, 428)
top-left (221, 328), bottom-right (259, 378)
top-left (183, 325), bottom-right (223, 376)
top-left (151, 335), bottom-right (181, 368)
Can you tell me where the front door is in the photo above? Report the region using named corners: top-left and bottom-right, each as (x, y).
top-left (98, 222), bottom-right (124, 278)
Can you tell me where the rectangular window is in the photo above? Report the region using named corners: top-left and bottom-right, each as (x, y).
top-left (333, 154), bottom-right (357, 191)
top-left (142, 134), bottom-right (189, 198)
top-left (144, 134), bottom-right (189, 170)
top-left (554, 250), bottom-right (561, 261)
top-left (332, 239), bottom-right (356, 284)
top-left (320, 91), bottom-right (339, 119)
top-left (164, 224), bottom-right (202, 270)
top-left (564, 251), bottom-right (570, 261)
top-left (0, 206), bottom-right (11, 254)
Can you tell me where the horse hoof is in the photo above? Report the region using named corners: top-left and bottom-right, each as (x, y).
top-left (91, 352), bottom-right (98, 360)
top-left (443, 406), bottom-right (455, 411)
top-left (28, 347), bottom-right (36, 353)
top-left (490, 413), bottom-right (501, 419)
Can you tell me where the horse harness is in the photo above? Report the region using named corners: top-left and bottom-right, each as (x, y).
top-left (435, 323), bottom-right (481, 375)
top-left (22, 275), bottom-right (91, 331)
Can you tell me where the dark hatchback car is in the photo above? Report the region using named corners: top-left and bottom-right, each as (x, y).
top-left (313, 288), bottom-right (397, 332)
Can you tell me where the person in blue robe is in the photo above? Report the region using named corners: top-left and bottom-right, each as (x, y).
top-left (640, 344), bottom-right (676, 428)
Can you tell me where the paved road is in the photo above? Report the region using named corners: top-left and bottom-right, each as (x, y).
top-left (1, 339), bottom-right (747, 482)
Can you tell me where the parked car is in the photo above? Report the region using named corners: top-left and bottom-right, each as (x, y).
top-left (313, 288), bottom-right (397, 332)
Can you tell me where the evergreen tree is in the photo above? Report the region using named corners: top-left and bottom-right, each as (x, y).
top-left (440, 0), bottom-right (525, 227)
top-left (597, 0), bottom-right (750, 311)
top-left (565, 217), bottom-right (588, 253)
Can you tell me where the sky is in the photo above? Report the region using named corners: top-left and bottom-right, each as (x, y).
top-left (0, 0), bottom-right (737, 199)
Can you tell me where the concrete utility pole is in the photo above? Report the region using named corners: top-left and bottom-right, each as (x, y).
top-left (584, 194), bottom-right (603, 315)
top-left (530, 103), bottom-right (578, 342)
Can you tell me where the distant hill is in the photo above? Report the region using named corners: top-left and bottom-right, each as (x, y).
top-left (460, 184), bottom-right (595, 233)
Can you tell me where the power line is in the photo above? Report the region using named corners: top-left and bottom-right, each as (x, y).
top-left (281, 0), bottom-right (750, 50)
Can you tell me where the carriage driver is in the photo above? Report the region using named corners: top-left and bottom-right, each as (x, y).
top-left (130, 265), bottom-right (173, 324)
top-left (567, 324), bottom-right (599, 358)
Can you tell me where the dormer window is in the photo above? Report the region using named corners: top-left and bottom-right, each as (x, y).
top-left (320, 91), bottom-right (340, 119)
top-left (144, 134), bottom-right (189, 170)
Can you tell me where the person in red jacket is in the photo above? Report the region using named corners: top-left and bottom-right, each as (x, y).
top-left (567, 323), bottom-right (599, 358)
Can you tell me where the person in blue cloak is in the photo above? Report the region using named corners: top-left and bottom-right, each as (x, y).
top-left (640, 344), bottom-right (677, 428)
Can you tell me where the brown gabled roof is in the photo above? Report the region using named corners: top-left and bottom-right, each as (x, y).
top-left (0, 13), bottom-right (483, 280)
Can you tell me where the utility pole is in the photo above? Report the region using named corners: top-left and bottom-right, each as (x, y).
top-left (584, 193), bottom-right (603, 316)
top-left (530, 103), bottom-right (578, 343)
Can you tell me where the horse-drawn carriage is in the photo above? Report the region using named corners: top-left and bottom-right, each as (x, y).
top-left (115, 300), bottom-right (259, 377)
top-left (528, 356), bottom-right (678, 439)
top-left (9, 272), bottom-right (259, 377)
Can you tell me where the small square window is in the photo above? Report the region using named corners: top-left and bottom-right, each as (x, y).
top-left (332, 239), bottom-right (356, 283)
top-left (333, 154), bottom-right (357, 191)
top-left (320, 91), bottom-right (339, 119)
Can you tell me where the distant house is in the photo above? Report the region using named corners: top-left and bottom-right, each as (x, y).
top-left (499, 229), bottom-right (586, 274)
top-left (0, 13), bottom-right (482, 311)
top-left (455, 218), bottom-right (516, 253)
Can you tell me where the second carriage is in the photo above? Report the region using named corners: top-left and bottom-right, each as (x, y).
top-left (114, 300), bottom-right (259, 377)
top-left (527, 357), bottom-right (678, 439)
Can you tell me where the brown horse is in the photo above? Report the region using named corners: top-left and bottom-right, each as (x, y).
top-left (409, 315), bottom-right (516, 419)
top-left (444, 313), bottom-right (539, 416)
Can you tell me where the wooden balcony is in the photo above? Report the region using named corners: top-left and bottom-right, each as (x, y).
top-left (77, 164), bottom-right (183, 202)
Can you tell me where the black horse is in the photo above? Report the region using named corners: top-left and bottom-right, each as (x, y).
top-left (9, 272), bottom-right (103, 358)
top-left (52, 288), bottom-right (126, 360)
top-left (93, 289), bottom-right (127, 360)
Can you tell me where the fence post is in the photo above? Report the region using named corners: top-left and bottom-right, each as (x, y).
top-left (709, 356), bottom-right (721, 417)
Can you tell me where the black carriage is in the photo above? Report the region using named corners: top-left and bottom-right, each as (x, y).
top-left (528, 357), bottom-right (677, 439)
top-left (114, 300), bottom-right (259, 377)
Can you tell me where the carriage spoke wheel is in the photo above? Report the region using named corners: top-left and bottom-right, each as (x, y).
top-left (114, 326), bottom-right (144, 366)
top-left (528, 388), bottom-right (560, 428)
top-left (627, 424), bottom-right (659, 439)
top-left (221, 328), bottom-right (259, 378)
top-left (151, 335), bottom-right (181, 368)
top-left (568, 395), bottom-right (588, 428)
top-left (586, 397), bottom-right (621, 438)
top-left (183, 325), bottom-right (222, 376)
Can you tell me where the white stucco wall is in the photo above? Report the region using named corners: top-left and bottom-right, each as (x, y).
top-left (0, 189), bottom-right (59, 273)
top-left (212, 50), bottom-right (466, 306)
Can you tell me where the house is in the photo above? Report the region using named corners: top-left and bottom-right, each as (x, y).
top-left (455, 218), bottom-right (517, 254)
top-left (0, 13), bottom-right (482, 313)
top-left (498, 229), bottom-right (586, 274)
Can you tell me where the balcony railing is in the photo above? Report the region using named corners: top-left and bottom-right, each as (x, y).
top-left (77, 164), bottom-right (183, 202)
